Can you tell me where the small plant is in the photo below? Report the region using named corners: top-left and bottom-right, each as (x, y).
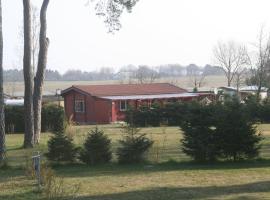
top-left (24, 155), bottom-right (35, 178)
top-left (46, 128), bottom-right (78, 163)
top-left (117, 125), bottom-right (154, 164)
top-left (40, 163), bottom-right (81, 200)
top-left (79, 127), bottom-right (112, 165)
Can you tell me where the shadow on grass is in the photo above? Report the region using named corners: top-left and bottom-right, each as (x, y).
top-left (54, 159), bottom-right (270, 178)
top-left (0, 168), bottom-right (24, 183)
top-left (0, 191), bottom-right (42, 200)
top-left (77, 181), bottom-right (270, 200)
top-left (0, 180), bottom-right (269, 200)
top-left (67, 181), bottom-right (270, 200)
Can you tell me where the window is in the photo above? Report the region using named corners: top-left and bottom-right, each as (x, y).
top-left (119, 100), bottom-right (127, 111)
top-left (75, 100), bottom-right (85, 113)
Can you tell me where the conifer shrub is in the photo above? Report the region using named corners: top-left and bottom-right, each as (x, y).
top-left (46, 125), bottom-right (78, 163)
top-left (180, 102), bottom-right (220, 162)
top-left (216, 97), bottom-right (262, 161)
top-left (117, 125), bottom-right (154, 164)
top-left (180, 99), bottom-right (263, 162)
top-left (79, 127), bottom-right (112, 165)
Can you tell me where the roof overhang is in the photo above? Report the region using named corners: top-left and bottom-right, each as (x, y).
top-left (99, 93), bottom-right (199, 100)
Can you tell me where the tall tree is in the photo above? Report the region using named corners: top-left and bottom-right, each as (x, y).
top-left (23, 0), bottom-right (139, 147)
top-left (31, 4), bottom-right (40, 73)
top-left (33, 0), bottom-right (49, 144)
top-left (0, 0), bottom-right (5, 163)
top-left (23, 0), bottom-right (34, 148)
top-left (213, 41), bottom-right (250, 87)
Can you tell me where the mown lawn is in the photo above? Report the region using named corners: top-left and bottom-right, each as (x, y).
top-left (1, 124), bottom-right (270, 200)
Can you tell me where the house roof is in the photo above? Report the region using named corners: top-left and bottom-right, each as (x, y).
top-left (61, 83), bottom-right (187, 97)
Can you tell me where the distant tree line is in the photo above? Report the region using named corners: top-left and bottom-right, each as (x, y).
top-left (4, 64), bottom-right (224, 82)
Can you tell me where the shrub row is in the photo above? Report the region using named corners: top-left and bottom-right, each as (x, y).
top-left (46, 125), bottom-right (153, 165)
top-left (5, 104), bottom-right (65, 134)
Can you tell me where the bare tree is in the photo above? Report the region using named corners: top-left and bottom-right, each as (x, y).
top-left (117, 65), bottom-right (137, 84)
top-left (233, 68), bottom-right (248, 92)
top-left (252, 28), bottom-right (270, 99)
top-left (33, 0), bottom-right (49, 144)
top-left (23, 0), bottom-right (34, 148)
top-left (213, 41), bottom-right (250, 87)
top-left (0, 0), bottom-right (5, 163)
top-left (187, 64), bottom-right (206, 90)
top-left (189, 72), bottom-right (206, 91)
top-left (135, 65), bottom-right (159, 84)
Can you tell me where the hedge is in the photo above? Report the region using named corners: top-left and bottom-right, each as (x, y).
top-left (125, 98), bottom-right (270, 127)
top-left (5, 104), bottom-right (65, 134)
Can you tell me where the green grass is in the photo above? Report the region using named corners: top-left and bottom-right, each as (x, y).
top-left (1, 124), bottom-right (270, 200)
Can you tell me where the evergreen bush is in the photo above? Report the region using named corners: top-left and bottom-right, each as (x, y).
top-left (216, 97), bottom-right (262, 160)
top-left (117, 125), bottom-right (154, 164)
top-left (79, 127), bottom-right (112, 165)
top-left (180, 102), bottom-right (220, 162)
top-left (180, 99), bottom-right (263, 162)
top-left (46, 126), bottom-right (78, 162)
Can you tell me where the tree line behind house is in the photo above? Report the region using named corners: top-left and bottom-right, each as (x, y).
top-left (3, 64), bottom-right (224, 82)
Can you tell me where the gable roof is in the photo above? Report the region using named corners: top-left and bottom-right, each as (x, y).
top-left (61, 83), bottom-right (187, 97)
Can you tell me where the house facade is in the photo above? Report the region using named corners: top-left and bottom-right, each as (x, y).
top-left (61, 83), bottom-right (211, 124)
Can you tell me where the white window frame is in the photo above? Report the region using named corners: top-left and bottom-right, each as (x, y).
top-left (75, 99), bottom-right (85, 113)
top-left (119, 100), bottom-right (127, 111)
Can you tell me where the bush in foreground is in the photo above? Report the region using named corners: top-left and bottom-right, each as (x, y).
top-left (216, 98), bottom-right (262, 161)
top-left (79, 127), bottom-right (112, 165)
top-left (46, 127), bottom-right (78, 163)
top-left (180, 102), bottom-right (220, 162)
top-left (180, 99), bottom-right (263, 162)
top-left (117, 125), bottom-right (154, 164)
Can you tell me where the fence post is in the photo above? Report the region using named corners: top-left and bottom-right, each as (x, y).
top-left (32, 151), bottom-right (41, 189)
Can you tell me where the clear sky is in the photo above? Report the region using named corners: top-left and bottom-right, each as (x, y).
top-left (2, 0), bottom-right (270, 73)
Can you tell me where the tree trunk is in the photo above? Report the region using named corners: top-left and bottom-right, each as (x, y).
top-left (0, 0), bottom-right (5, 163)
top-left (33, 0), bottom-right (49, 144)
top-left (23, 0), bottom-right (34, 148)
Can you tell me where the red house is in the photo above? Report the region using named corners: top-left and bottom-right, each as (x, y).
top-left (61, 83), bottom-right (204, 124)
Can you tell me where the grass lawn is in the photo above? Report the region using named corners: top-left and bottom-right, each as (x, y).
top-left (1, 124), bottom-right (270, 200)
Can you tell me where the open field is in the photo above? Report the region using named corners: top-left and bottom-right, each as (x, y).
top-left (1, 124), bottom-right (270, 200)
top-left (3, 75), bottom-right (228, 95)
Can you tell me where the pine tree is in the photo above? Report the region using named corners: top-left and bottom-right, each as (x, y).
top-left (79, 127), bottom-right (112, 165)
top-left (46, 126), bottom-right (78, 162)
top-left (180, 102), bottom-right (220, 162)
top-left (216, 97), bottom-right (262, 161)
top-left (117, 125), bottom-right (153, 164)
